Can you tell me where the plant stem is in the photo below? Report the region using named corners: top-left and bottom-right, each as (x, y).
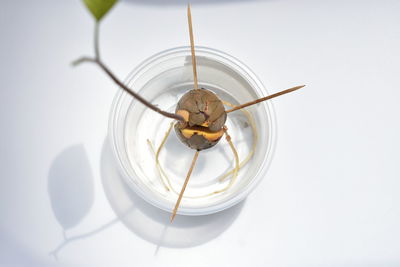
top-left (94, 22), bottom-right (100, 59)
top-left (72, 57), bottom-right (185, 122)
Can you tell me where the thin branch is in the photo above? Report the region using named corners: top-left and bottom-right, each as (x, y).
top-left (72, 57), bottom-right (184, 122)
top-left (226, 85), bottom-right (305, 113)
top-left (71, 57), bottom-right (94, 66)
top-left (187, 4), bottom-right (199, 90)
top-left (170, 150), bottom-right (200, 222)
top-left (94, 22), bottom-right (100, 59)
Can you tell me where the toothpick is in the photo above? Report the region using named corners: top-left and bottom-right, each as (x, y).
top-left (170, 150), bottom-right (200, 222)
top-left (187, 4), bottom-right (199, 90)
top-left (226, 85), bottom-right (305, 113)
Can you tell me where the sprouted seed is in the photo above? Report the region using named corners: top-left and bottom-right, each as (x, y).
top-left (146, 100), bottom-right (258, 198)
top-left (74, 1), bottom-right (304, 222)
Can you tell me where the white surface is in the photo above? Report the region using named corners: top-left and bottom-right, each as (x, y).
top-left (1, 0), bottom-right (400, 266)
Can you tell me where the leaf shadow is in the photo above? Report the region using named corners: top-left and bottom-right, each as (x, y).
top-left (47, 144), bottom-right (94, 230)
top-left (47, 144), bottom-right (97, 259)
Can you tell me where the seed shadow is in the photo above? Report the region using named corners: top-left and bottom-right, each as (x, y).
top-left (101, 137), bottom-right (245, 248)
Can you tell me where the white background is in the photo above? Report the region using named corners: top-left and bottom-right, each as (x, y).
top-left (1, 0), bottom-right (400, 266)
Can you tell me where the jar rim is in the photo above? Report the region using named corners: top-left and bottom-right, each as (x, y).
top-left (108, 46), bottom-right (277, 215)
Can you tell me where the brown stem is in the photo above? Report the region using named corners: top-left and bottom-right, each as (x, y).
top-left (187, 4), bottom-right (199, 90)
top-left (72, 57), bottom-right (184, 122)
top-left (94, 22), bottom-right (100, 59)
top-left (170, 150), bottom-right (200, 222)
top-left (226, 85), bottom-right (305, 113)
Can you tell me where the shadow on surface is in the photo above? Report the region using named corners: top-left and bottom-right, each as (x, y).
top-left (47, 144), bottom-right (97, 259)
top-left (48, 144), bottom-right (94, 231)
top-left (101, 137), bottom-right (245, 248)
top-left (48, 217), bottom-right (120, 260)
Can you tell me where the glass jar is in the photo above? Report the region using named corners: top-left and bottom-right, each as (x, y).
top-left (108, 46), bottom-right (276, 215)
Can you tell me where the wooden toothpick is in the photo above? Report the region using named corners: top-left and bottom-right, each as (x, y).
top-left (170, 150), bottom-right (200, 222)
top-left (226, 85), bottom-right (305, 113)
top-left (187, 4), bottom-right (199, 90)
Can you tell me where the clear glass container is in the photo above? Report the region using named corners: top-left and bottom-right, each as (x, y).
top-left (108, 46), bottom-right (276, 215)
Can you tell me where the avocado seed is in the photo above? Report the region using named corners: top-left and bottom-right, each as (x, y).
top-left (174, 89), bottom-right (227, 150)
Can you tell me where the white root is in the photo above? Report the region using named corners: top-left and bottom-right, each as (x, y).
top-left (147, 101), bottom-right (258, 198)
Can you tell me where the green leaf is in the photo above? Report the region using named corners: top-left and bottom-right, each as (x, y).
top-left (83, 0), bottom-right (118, 21)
